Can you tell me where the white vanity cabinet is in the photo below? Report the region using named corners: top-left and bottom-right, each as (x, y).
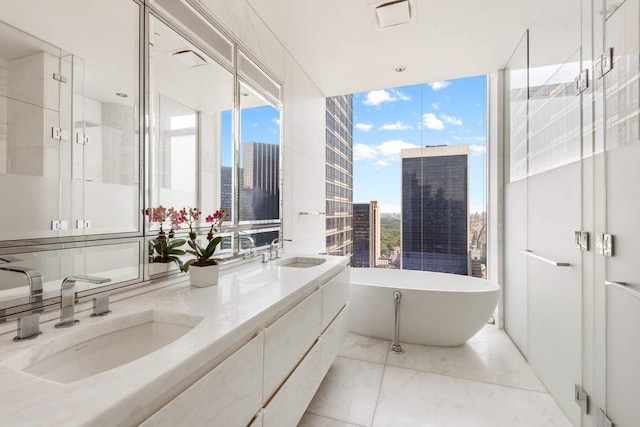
top-left (262, 304), bottom-right (348, 426)
top-left (263, 290), bottom-right (322, 402)
top-left (142, 265), bottom-right (350, 427)
top-left (141, 333), bottom-right (264, 427)
top-left (261, 268), bottom-right (350, 426)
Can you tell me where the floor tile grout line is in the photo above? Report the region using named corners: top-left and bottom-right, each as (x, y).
top-left (304, 411), bottom-right (366, 427)
top-left (337, 353), bottom-right (548, 395)
top-left (369, 343), bottom-right (393, 427)
top-left (383, 362), bottom-right (552, 395)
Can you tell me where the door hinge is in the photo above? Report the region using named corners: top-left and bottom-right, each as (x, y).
top-left (597, 408), bottom-right (614, 427)
top-left (75, 133), bottom-right (90, 145)
top-left (51, 127), bottom-right (69, 141)
top-left (574, 231), bottom-right (589, 251)
top-left (575, 384), bottom-right (590, 414)
top-left (596, 233), bottom-right (614, 256)
top-left (575, 69), bottom-right (589, 95)
top-left (52, 73), bottom-right (68, 83)
top-left (51, 220), bottom-right (68, 231)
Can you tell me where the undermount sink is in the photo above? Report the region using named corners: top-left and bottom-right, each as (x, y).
top-left (275, 257), bottom-right (326, 268)
top-left (4, 309), bottom-right (202, 384)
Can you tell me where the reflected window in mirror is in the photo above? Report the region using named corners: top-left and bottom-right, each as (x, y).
top-left (148, 15), bottom-right (234, 234)
top-left (238, 82), bottom-right (282, 224)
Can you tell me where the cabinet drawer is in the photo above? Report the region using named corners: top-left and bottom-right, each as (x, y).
top-left (141, 333), bottom-right (264, 427)
top-left (320, 303), bottom-right (349, 375)
top-left (263, 290), bottom-right (322, 403)
top-left (262, 338), bottom-right (323, 427)
top-left (321, 269), bottom-right (349, 331)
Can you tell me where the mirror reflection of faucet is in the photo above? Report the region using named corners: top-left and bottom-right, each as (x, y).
top-left (0, 265), bottom-right (44, 341)
top-left (55, 276), bottom-right (111, 329)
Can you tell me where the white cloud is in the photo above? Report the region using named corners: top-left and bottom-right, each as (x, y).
top-left (362, 89), bottom-right (410, 106)
top-left (440, 114), bottom-right (463, 126)
top-left (422, 113), bottom-right (445, 130)
top-left (378, 139), bottom-right (419, 157)
top-left (251, 122), bottom-right (259, 128)
top-left (374, 160), bottom-right (389, 168)
top-left (271, 118), bottom-right (281, 125)
top-left (393, 89), bottom-right (410, 101)
top-left (353, 143), bottom-right (378, 160)
top-left (432, 102), bottom-right (440, 110)
top-left (352, 139), bottom-right (420, 167)
top-left (355, 123), bottom-right (374, 132)
top-left (429, 81), bottom-right (451, 91)
top-left (378, 121), bottom-right (414, 131)
top-left (469, 144), bottom-right (486, 153)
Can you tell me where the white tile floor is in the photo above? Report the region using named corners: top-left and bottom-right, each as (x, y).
top-left (299, 325), bottom-right (572, 427)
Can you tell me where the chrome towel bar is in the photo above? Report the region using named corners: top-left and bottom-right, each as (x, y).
top-left (521, 250), bottom-right (570, 267)
top-left (605, 280), bottom-right (640, 299)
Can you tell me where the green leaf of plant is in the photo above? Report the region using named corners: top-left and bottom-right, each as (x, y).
top-left (204, 236), bottom-right (222, 259)
top-left (182, 259), bottom-right (195, 272)
top-left (167, 239), bottom-right (186, 250)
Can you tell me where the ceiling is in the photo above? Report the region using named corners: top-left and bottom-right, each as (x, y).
top-left (245, 0), bottom-right (580, 96)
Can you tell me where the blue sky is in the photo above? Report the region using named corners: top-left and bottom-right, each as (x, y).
top-left (352, 75), bottom-right (487, 213)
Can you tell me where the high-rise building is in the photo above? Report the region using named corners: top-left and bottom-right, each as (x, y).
top-left (241, 141), bottom-right (279, 221)
top-left (325, 95), bottom-right (353, 256)
top-left (352, 201), bottom-right (381, 267)
top-left (401, 145), bottom-right (469, 275)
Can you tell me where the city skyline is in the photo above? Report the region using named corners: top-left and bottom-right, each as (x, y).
top-left (352, 75), bottom-right (487, 214)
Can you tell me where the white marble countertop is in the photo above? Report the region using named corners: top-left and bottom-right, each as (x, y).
top-left (0, 254), bottom-right (349, 426)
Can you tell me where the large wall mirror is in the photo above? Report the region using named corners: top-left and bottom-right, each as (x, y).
top-left (0, 0), bottom-right (284, 312)
top-left (0, 0), bottom-right (141, 312)
top-left (0, 0), bottom-right (141, 241)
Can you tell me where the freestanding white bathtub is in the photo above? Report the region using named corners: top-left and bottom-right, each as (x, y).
top-left (349, 268), bottom-right (500, 346)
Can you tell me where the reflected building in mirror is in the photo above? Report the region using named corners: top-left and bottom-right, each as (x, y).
top-left (401, 145), bottom-right (469, 275)
top-left (221, 166), bottom-right (233, 215)
top-left (241, 141), bottom-right (280, 221)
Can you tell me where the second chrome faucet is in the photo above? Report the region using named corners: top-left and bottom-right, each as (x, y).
top-left (55, 276), bottom-right (111, 328)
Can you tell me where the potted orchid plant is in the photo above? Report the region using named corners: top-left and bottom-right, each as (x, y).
top-left (144, 206), bottom-right (187, 272)
top-left (182, 207), bottom-right (226, 287)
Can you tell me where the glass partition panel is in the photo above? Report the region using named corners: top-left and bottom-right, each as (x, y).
top-left (0, 23), bottom-right (67, 241)
top-left (505, 31), bottom-right (530, 183)
top-left (238, 81), bottom-right (281, 224)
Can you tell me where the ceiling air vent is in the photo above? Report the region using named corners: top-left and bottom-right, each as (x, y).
top-left (171, 49), bottom-right (208, 67)
top-left (375, 0), bottom-right (411, 29)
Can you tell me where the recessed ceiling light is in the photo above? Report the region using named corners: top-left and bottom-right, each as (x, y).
top-left (395, 65), bottom-right (406, 73)
top-left (116, 92), bottom-right (128, 98)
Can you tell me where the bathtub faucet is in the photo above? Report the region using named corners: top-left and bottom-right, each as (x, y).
top-left (391, 291), bottom-right (403, 354)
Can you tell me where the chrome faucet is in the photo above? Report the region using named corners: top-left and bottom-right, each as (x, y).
top-left (55, 276), bottom-right (110, 328)
top-left (269, 238), bottom-right (293, 260)
top-left (0, 265), bottom-right (43, 307)
top-left (239, 235), bottom-right (256, 259)
top-left (0, 265), bottom-right (44, 341)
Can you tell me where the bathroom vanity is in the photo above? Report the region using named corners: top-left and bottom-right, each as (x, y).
top-left (0, 254), bottom-right (350, 426)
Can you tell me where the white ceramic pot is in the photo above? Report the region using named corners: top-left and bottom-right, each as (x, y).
top-left (188, 264), bottom-right (220, 287)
